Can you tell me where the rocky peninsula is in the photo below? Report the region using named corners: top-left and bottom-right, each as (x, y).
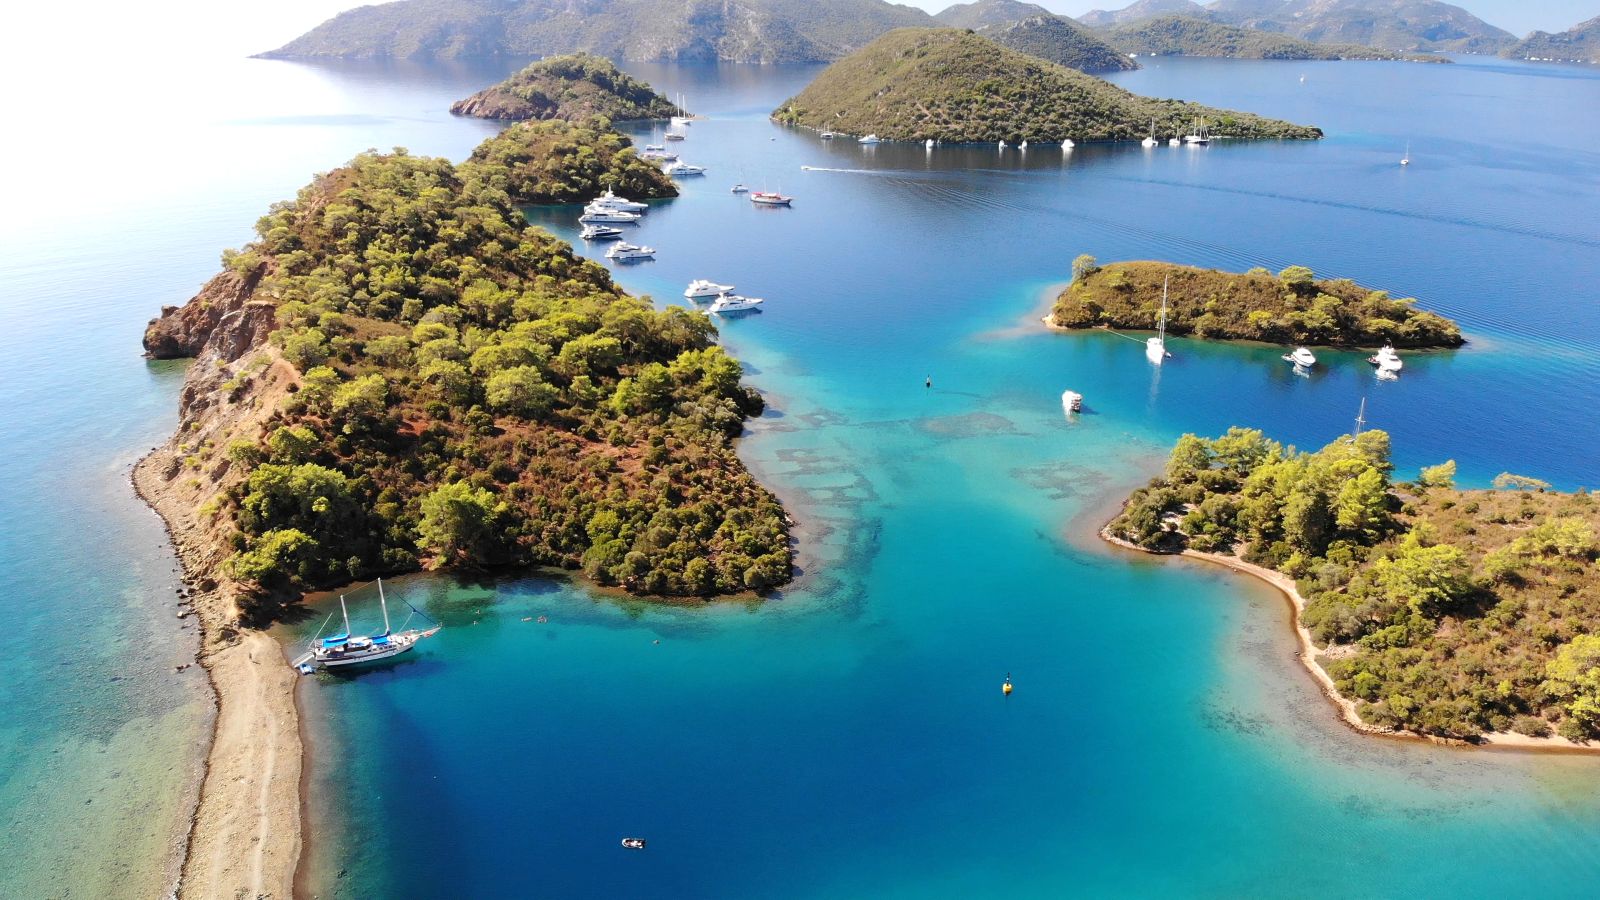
top-left (139, 125), bottom-right (788, 896)
top-left (1104, 427), bottom-right (1600, 749)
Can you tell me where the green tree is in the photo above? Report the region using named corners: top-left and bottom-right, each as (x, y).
top-left (1542, 635), bottom-right (1600, 737)
top-left (1072, 254), bottom-right (1099, 281)
top-left (1417, 460), bottom-right (1456, 490)
top-left (417, 482), bottom-right (501, 562)
top-left (485, 365), bottom-right (559, 418)
top-left (1278, 265), bottom-right (1315, 291)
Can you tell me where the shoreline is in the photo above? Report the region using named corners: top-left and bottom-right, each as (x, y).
top-left (133, 447), bottom-right (303, 900)
top-left (1096, 520), bottom-right (1600, 754)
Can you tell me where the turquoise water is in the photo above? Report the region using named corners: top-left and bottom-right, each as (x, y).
top-left (4, 49), bottom-right (1600, 897)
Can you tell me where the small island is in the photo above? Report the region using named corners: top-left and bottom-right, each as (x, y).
top-left (1106, 428), bottom-right (1600, 746)
top-left (1051, 259), bottom-right (1463, 348)
top-left (1103, 15), bottom-right (1448, 62)
top-left (467, 117), bottom-right (678, 204)
top-left (450, 54), bottom-right (681, 122)
top-left (771, 28), bottom-right (1322, 143)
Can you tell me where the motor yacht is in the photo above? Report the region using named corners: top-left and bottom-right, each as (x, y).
top-left (579, 208), bottom-right (641, 224)
top-left (1284, 347), bottom-right (1317, 368)
top-left (750, 191), bottom-right (792, 207)
top-left (708, 293), bottom-right (763, 314)
top-left (685, 279), bottom-right (734, 299)
top-left (589, 190), bottom-right (647, 212)
top-left (663, 160), bottom-right (706, 176)
top-left (580, 224), bottom-right (624, 241)
top-left (606, 242), bottom-right (655, 261)
top-left (858, 134), bottom-right (880, 144)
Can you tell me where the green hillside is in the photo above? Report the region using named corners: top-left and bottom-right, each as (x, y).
top-left (450, 54), bottom-right (681, 121)
top-left (981, 14), bottom-right (1140, 72)
top-left (772, 28), bottom-right (1321, 143)
top-left (1104, 15), bottom-right (1425, 61)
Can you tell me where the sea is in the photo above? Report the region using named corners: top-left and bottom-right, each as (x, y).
top-left (3, 46), bottom-right (1600, 899)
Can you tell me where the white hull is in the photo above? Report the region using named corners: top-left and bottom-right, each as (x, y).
top-left (709, 296), bottom-right (763, 314)
top-left (580, 212), bottom-right (640, 224)
top-left (1146, 339), bottom-right (1167, 364)
top-left (1062, 390), bottom-right (1083, 415)
top-left (1284, 348), bottom-right (1317, 367)
top-left (685, 280), bottom-right (734, 298)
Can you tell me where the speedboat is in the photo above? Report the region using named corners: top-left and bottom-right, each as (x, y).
top-left (579, 208), bottom-right (641, 224)
top-left (1283, 347), bottom-right (1317, 367)
top-left (621, 838), bottom-right (647, 850)
top-left (1367, 344), bottom-right (1402, 370)
top-left (750, 191), bottom-right (792, 207)
top-left (663, 160), bottom-right (706, 176)
top-left (640, 148), bottom-right (678, 161)
top-left (858, 134), bottom-right (880, 144)
top-left (580, 224), bottom-right (624, 241)
top-left (708, 293), bottom-right (763, 314)
top-left (1061, 138), bottom-right (1075, 149)
top-left (685, 279), bottom-right (734, 299)
top-left (1061, 390), bottom-right (1083, 415)
top-left (820, 130), bottom-right (836, 139)
top-left (589, 190), bottom-right (647, 212)
top-left (606, 242), bottom-right (655, 261)
top-left (730, 183), bottom-right (748, 193)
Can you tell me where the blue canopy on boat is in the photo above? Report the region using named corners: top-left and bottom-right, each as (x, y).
top-left (372, 634), bottom-right (391, 645)
top-left (322, 634), bottom-right (350, 647)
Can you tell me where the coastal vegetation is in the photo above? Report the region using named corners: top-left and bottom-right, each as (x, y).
top-left (1503, 16), bottom-right (1600, 65)
top-left (772, 29), bottom-right (1322, 143)
top-left (146, 138), bottom-right (788, 606)
top-left (450, 54), bottom-right (681, 121)
top-left (465, 117), bottom-right (678, 205)
top-left (1086, 0), bottom-right (1515, 53)
top-left (1109, 428), bottom-right (1600, 742)
top-left (1103, 15), bottom-right (1428, 61)
top-left (1051, 260), bottom-right (1462, 348)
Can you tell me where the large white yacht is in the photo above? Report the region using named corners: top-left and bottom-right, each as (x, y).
top-left (664, 160), bottom-right (706, 176)
top-left (291, 580), bottom-right (438, 672)
top-left (708, 294), bottom-right (763, 314)
top-left (685, 279), bottom-right (734, 299)
top-left (589, 190), bottom-right (647, 212)
top-left (1368, 344), bottom-right (1403, 371)
top-left (580, 207), bottom-right (641, 224)
top-left (606, 242), bottom-right (655, 261)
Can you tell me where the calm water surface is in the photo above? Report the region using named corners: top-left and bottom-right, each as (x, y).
top-left (4, 51), bottom-right (1600, 898)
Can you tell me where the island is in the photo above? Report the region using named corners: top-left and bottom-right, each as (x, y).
top-left (1050, 259), bottom-right (1463, 348)
top-left (1102, 15), bottom-right (1446, 62)
top-left (1105, 428), bottom-right (1600, 747)
top-left (1503, 16), bottom-right (1600, 66)
top-left (136, 122), bottom-right (788, 898)
top-left (934, 0), bottom-right (1138, 72)
top-left (1080, 0), bottom-right (1515, 54)
top-left (771, 28), bottom-right (1322, 143)
top-left (451, 54), bottom-right (681, 122)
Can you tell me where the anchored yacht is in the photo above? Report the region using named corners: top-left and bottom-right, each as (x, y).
top-left (580, 224), bottom-right (624, 241)
top-left (858, 134), bottom-right (881, 144)
top-left (750, 191), bottom-right (792, 207)
top-left (1146, 276), bottom-right (1172, 364)
top-left (589, 190), bottom-right (647, 212)
top-left (606, 242), bottom-right (655, 261)
top-left (708, 294), bottom-right (763, 314)
top-left (291, 580), bottom-right (438, 672)
top-left (663, 160), bottom-right (706, 176)
top-left (1284, 347), bottom-right (1317, 368)
top-left (685, 279), bottom-right (734, 299)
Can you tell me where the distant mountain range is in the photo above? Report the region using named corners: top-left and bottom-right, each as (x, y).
top-left (1502, 15), bottom-right (1600, 64)
top-left (1103, 15), bottom-right (1434, 61)
top-left (1080, 0), bottom-right (1516, 54)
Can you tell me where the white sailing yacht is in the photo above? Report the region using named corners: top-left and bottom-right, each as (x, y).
top-left (292, 580), bottom-right (439, 672)
top-left (1401, 142), bottom-right (1411, 166)
top-left (1185, 120), bottom-right (1210, 145)
top-left (670, 93), bottom-right (692, 130)
top-left (1146, 276), bottom-right (1172, 364)
top-left (1142, 118), bottom-right (1158, 148)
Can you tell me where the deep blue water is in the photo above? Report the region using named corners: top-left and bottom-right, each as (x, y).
top-left (4, 50), bottom-right (1600, 898)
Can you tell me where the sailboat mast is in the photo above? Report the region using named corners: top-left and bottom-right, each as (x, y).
top-left (340, 595), bottom-right (351, 636)
top-left (1159, 276), bottom-right (1169, 343)
top-left (379, 579), bottom-right (391, 634)
top-left (1354, 398), bottom-right (1367, 438)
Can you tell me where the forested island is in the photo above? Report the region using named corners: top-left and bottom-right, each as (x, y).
top-left (932, 1), bottom-right (1137, 72)
top-left (771, 28), bottom-right (1322, 143)
top-left (1051, 259), bottom-right (1462, 348)
top-left (451, 54), bottom-right (681, 121)
top-left (1107, 428), bottom-right (1600, 744)
top-left (1102, 16), bottom-right (1441, 61)
top-left (142, 126), bottom-right (786, 612)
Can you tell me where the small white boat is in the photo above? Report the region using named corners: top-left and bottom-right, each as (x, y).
top-left (579, 208), bottom-right (641, 224)
top-left (708, 293), bottom-right (764, 314)
top-left (580, 224), bottom-right (624, 241)
top-left (606, 242), bottom-right (655, 261)
top-left (925, 138), bottom-right (934, 149)
top-left (1020, 140), bottom-right (1029, 149)
top-left (290, 580), bottom-right (438, 672)
top-left (1168, 137), bottom-right (1180, 147)
top-left (1401, 141), bottom-right (1411, 166)
top-left (685, 279), bottom-right (734, 299)
top-left (1061, 390), bottom-right (1083, 415)
top-left (820, 130), bottom-right (836, 139)
top-left (589, 190), bottom-right (648, 212)
top-left (1061, 138), bottom-right (1075, 150)
top-left (621, 838), bottom-right (647, 850)
top-left (998, 140), bottom-right (1008, 149)
top-left (663, 160), bottom-right (706, 176)
top-left (1146, 276), bottom-right (1172, 364)
top-left (1141, 117), bottom-right (1159, 148)
top-left (1283, 347), bottom-right (1317, 368)
top-left (858, 134), bottom-right (880, 144)
top-left (750, 191), bottom-right (792, 207)
top-left (730, 183), bottom-right (748, 193)
top-left (1367, 344), bottom-right (1403, 370)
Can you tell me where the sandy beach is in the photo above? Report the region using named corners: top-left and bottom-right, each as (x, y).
top-left (1097, 523), bottom-right (1599, 754)
top-left (134, 444), bottom-right (303, 899)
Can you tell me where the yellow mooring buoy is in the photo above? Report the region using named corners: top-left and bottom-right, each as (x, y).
top-left (1003, 675), bottom-right (1013, 696)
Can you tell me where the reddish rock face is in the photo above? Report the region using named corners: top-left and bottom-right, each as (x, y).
top-left (143, 265), bottom-right (274, 360)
